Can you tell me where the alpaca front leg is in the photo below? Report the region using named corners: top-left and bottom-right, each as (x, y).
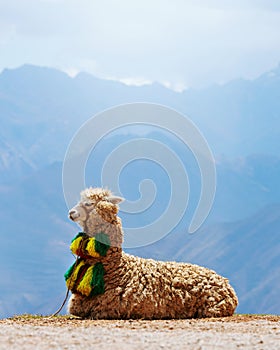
top-left (68, 293), bottom-right (91, 318)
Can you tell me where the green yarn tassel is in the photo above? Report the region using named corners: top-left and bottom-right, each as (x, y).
top-left (64, 260), bottom-right (76, 281)
top-left (65, 231), bottom-right (109, 297)
top-left (94, 232), bottom-right (110, 256)
top-left (90, 262), bottom-right (105, 296)
top-left (71, 232), bottom-right (84, 242)
top-left (70, 231), bottom-right (110, 257)
top-left (64, 259), bottom-right (106, 297)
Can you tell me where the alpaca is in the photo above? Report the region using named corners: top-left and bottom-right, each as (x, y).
top-left (65, 187), bottom-right (238, 319)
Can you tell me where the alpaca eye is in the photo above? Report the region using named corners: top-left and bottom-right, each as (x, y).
top-left (84, 202), bottom-right (93, 207)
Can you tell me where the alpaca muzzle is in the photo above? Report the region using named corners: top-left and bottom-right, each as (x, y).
top-left (69, 210), bottom-right (80, 221)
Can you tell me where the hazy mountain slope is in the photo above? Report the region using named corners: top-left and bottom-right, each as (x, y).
top-left (181, 64), bottom-right (280, 157)
top-left (0, 162), bottom-right (75, 318)
top-left (1, 63), bottom-right (280, 172)
top-left (212, 154), bottom-right (280, 221)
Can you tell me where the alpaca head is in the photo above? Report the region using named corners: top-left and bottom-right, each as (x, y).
top-left (69, 187), bottom-right (124, 247)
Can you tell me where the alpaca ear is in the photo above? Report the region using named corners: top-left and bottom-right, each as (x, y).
top-left (107, 196), bottom-right (124, 205)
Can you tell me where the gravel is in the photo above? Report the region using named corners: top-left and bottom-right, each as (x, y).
top-left (0, 315), bottom-right (279, 350)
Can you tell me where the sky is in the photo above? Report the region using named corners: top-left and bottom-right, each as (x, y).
top-left (0, 0), bottom-right (280, 89)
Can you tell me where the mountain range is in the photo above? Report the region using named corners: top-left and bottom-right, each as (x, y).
top-left (0, 64), bottom-right (279, 318)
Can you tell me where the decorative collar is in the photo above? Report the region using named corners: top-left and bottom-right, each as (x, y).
top-left (70, 232), bottom-right (110, 259)
top-left (64, 232), bottom-right (111, 297)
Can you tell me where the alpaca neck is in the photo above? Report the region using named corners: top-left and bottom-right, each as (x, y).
top-left (80, 214), bottom-right (124, 249)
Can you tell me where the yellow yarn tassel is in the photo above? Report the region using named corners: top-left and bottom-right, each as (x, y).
top-left (69, 232), bottom-right (110, 259)
top-left (86, 238), bottom-right (101, 258)
top-left (76, 265), bottom-right (95, 296)
top-left (66, 259), bottom-right (86, 290)
top-left (70, 235), bottom-right (83, 255)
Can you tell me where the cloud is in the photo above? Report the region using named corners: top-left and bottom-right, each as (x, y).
top-left (0, 0), bottom-right (280, 88)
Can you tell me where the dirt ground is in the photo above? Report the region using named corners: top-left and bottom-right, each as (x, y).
top-left (0, 315), bottom-right (279, 350)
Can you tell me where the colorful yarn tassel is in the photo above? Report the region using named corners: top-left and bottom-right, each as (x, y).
top-left (64, 259), bottom-right (105, 297)
top-left (70, 232), bottom-right (110, 258)
top-left (65, 232), bottom-right (110, 297)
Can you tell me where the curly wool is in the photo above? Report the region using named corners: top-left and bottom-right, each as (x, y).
top-left (67, 187), bottom-right (238, 319)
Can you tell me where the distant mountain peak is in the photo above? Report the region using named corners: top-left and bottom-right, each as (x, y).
top-left (256, 62), bottom-right (280, 82)
top-left (0, 64), bottom-right (72, 84)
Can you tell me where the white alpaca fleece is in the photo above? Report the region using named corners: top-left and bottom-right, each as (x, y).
top-left (66, 187), bottom-right (238, 319)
